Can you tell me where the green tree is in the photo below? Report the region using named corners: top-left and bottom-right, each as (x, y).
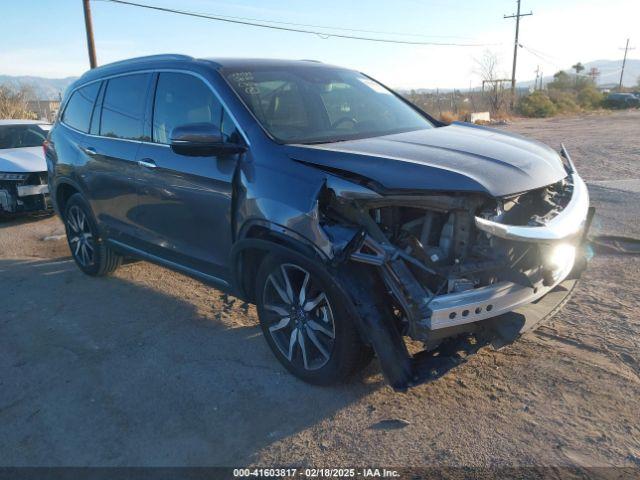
top-left (548, 71), bottom-right (573, 90)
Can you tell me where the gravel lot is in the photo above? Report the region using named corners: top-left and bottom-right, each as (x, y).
top-left (1, 110), bottom-right (639, 468)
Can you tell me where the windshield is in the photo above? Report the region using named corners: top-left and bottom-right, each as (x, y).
top-left (223, 67), bottom-right (433, 144)
top-left (0, 124), bottom-right (50, 149)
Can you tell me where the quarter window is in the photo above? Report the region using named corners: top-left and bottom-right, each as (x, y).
top-left (62, 82), bottom-right (100, 133)
top-left (100, 74), bottom-right (150, 140)
top-left (152, 73), bottom-right (222, 144)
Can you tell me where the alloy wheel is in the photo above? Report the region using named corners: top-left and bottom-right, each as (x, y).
top-left (262, 263), bottom-right (336, 370)
top-left (66, 205), bottom-right (95, 267)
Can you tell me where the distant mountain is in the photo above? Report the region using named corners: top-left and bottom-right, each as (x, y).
top-left (0, 75), bottom-right (78, 100)
top-left (584, 59), bottom-right (640, 86)
top-left (518, 59), bottom-right (640, 89)
top-left (3, 58), bottom-right (638, 100)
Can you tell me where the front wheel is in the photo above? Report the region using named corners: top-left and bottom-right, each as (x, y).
top-left (63, 193), bottom-right (122, 276)
top-left (255, 252), bottom-right (372, 385)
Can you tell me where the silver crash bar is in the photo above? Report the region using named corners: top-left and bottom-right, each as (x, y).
top-left (427, 251), bottom-right (575, 330)
top-left (475, 173), bottom-right (589, 242)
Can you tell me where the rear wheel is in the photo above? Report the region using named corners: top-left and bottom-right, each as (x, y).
top-left (256, 252), bottom-right (371, 385)
top-left (63, 193), bottom-right (122, 276)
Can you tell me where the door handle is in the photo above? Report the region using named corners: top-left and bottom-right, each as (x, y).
top-left (137, 159), bottom-right (157, 169)
top-left (83, 146), bottom-right (97, 156)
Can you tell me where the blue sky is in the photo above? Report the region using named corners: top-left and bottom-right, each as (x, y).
top-left (2, 0), bottom-right (638, 88)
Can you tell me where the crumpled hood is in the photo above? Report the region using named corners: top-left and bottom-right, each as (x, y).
top-left (288, 123), bottom-right (568, 197)
top-left (0, 146), bottom-right (46, 173)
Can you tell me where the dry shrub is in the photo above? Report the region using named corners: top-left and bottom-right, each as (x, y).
top-left (0, 85), bottom-right (37, 119)
top-left (439, 111), bottom-right (459, 124)
top-left (548, 90), bottom-right (580, 113)
top-left (577, 85), bottom-right (604, 109)
top-left (517, 91), bottom-right (557, 117)
top-left (491, 111), bottom-right (513, 122)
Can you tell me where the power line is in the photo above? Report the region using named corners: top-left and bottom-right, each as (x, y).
top-left (522, 44), bottom-right (559, 62)
top-left (143, 7), bottom-right (477, 41)
top-left (96, 0), bottom-right (496, 47)
top-left (520, 44), bottom-right (561, 70)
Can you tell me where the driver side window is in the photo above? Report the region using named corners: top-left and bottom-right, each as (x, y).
top-left (152, 72), bottom-right (223, 144)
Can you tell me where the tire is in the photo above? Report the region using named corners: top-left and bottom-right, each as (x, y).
top-left (256, 251), bottom-right (372, 385)
top-left (63, 193), bottom-right (122, 276)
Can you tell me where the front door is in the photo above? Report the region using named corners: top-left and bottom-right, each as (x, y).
top-left (134, 72), bottom-right (242, 279)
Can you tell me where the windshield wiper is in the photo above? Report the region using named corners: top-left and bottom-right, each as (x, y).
top-left (299, 137), bottom-right (354, 145)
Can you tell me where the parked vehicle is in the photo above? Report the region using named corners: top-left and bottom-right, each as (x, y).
top-left (604, 92), bottom-right (640, 108)
top-left (46, 55), bottom-right (592, 390)
top-left (0, 120), bottom-right (52, 215)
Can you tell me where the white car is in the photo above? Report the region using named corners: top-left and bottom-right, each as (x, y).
top-left (0, 120), bottom-right (52, 215)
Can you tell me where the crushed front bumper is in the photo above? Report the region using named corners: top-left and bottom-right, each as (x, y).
top-left (427, 248), bottom-right (576, 330)
top-left (0, 178), bottom-right (50, 215)
top-left (430, 170), bottom-right (591, 332)
top-left (408, 276), bottom-right (580, 389)
top-left (475, 173), bottom-right (590, 242)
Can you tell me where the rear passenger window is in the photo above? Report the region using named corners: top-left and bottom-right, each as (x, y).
top-left (152, 73), bottom-right (222, 144)
top-left (62, 82), bottom-right (100, 132)
top-left (100, 74), bottom-right (150, 140)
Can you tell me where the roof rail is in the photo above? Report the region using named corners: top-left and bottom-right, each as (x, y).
top-left (98, 54), bottom-right (194, 69)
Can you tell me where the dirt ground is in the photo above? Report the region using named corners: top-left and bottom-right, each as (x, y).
top-left (0, 110), bottom-right (639, 469)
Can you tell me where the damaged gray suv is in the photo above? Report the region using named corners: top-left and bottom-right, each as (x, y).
top-left (47, 55), bottom-right (592, 390)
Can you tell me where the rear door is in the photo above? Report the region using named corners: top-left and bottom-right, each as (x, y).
top-left (134, 71), bottom-right (242, 278)
top-left (83, 73), bottom-right (152, 241)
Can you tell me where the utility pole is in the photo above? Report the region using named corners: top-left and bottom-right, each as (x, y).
top-left (82, 0), bottom-right (98, 69)
top-left (504, 0), bottom-right (533, 104)
top-left (539, 69), bottom-right (543, 90)
top-left (618, 38), bottom-right (635, 89)
top-left (534, 65), bottom-right (540, 90)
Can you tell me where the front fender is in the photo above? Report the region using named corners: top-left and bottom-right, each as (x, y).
top-left (230, 233), bottom-right (327, 302)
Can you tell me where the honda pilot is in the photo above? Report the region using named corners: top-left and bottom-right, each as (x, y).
top-left (46, 55), bottom-right (592, 390)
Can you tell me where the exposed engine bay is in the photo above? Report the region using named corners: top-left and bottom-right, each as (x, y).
top-left (317, 165), bottom-right (590, 372)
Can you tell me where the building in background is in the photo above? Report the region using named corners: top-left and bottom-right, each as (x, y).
top-left (26, 99), bottom-right (60, 122)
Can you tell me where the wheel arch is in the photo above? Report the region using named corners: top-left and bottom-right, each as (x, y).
top-left (53, 178), bottom-right (83, 217)
top-left (231, 221), bottom-right (329, 303)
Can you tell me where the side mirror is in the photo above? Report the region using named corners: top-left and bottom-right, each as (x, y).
top-left (170, 122), bottom-right (246, 156)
